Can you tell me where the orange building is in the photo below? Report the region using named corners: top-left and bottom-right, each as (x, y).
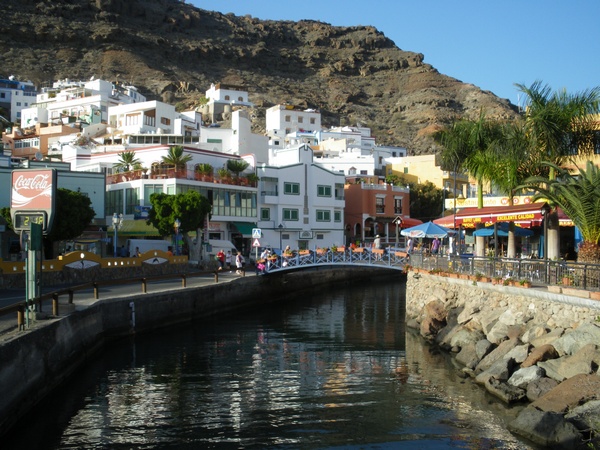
top-left (344, 179), bottom-right (421, 246)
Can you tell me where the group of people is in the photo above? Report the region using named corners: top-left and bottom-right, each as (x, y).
top-left (216, 249), bottom-right (245, 275)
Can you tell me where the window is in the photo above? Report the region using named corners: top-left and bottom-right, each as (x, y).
top-left (283, 208), bottom-right (299, 221)
top-left (285, 115), bottom-right (291, 122)
top-left (238, 96), bottom-right (243, 101)
top-left (125, 188), bottom-right (140, 214)
top-left (317, 185), bottom-right (332, 197)
top-left (298, 116), bottom-right (304, 123)
top-left (160, 117), bottom-right (171, 125)
top-left (225, 95), bottom-right (230, 100)
top-left (360, 170), bottom-right (368, 175)
top-left (394, 198), bottom-right (402, 214)
top-left (261, 208), bottom-right (270, 220)
top-left (316, 210), bottom-right (331, 222)
top-left (310, 118), bottom-right (315, 124)
top-left (376, 197), bottom-right (385, 214)
top-left (284, 182), bottom-right (300, 195)
top-left (334, 211), bottom-right (342, 222)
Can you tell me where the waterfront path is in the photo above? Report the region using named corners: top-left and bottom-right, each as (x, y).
top-left (0, 270), bottom-right (253, 342)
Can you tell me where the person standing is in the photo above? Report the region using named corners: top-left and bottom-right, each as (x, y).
top-left (374, 235), bottom-right (382, 250)
top-left (431, 237), bottom-right (440, 255)
top-left (407, 237), bottom-right (414, 254)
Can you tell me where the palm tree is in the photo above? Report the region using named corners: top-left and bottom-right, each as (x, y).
top-left (162, 145), bottom-right (192, 171)
top-left (522, 161), bottom-right (600, 264)
top-left (436, 112), bottom-right (501, 256)
top-left (515, 81), bottom-right (600, 259)
top-left (226, 159), bottom-right (250, 178)
top-left (487, 121), bottom-right (538, 257)
top-left (114, 151), bottom-right (141, 173)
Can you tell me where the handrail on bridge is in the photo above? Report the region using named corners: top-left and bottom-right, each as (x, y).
top-left (257, 247), bottom-right (410, 273)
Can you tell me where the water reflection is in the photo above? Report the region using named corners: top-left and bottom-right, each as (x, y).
top-left (4, 280), bottom-right (533, 449)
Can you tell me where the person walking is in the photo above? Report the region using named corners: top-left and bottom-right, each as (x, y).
top-left (235, 251), bottom-right (244, 275)
top-left (225, 250), bottom-right (233, 272)
top-left (216, 249), bottom-right (225, 270)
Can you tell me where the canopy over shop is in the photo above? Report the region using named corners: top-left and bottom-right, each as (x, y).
top-left (434, 202), bottom-right (577, 258)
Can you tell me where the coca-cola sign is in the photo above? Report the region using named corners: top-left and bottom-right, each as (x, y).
top-left (11, 169), bottom-right (57, 233)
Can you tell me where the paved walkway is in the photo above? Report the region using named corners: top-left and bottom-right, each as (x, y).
top-left (0, 270), bottom-right (253, 343)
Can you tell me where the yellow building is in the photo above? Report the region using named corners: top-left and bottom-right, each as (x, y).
top-left (385, 154), bottom-right (469, 198)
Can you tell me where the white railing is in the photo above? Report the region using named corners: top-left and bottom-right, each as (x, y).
top-left (257, 248), bottom-right (410, 273)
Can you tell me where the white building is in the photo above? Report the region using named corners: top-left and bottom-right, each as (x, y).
top-left (0, 77), bottom-right (37, 123)
top-left (266, 105), bottom-right (322, 149)
top-left (257, 144), bottom-right (345, 251)
top-left (23, 78), bottom-right (145, 129)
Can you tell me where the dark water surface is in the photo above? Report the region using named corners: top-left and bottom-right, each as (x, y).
top-left (5, 279), bottom-right (535, 449)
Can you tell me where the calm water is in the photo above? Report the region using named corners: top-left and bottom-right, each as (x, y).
top-left (5, 279), bottom-right (534, 449)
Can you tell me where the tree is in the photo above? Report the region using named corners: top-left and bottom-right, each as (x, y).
top-left (113, 151), bottom-right (141, 173)
top-left (487, 121), bottom-right (538, 257)
top-left (226, 159), bottom-right (249, 178)
top-left (1, 189), bottom-right (95, 258)
top-left (147, 190), bottom-right (212, 262)
top-left (516, 81), bottom-right (600, 259)
top-left (408, 181), bottom-right (444, 222)
top-left (522, 161), bottom-right (600, 264)
top-left (161, 145), bottom-right (192, 171)
top-left (436, 113), bottom-right (501, 255)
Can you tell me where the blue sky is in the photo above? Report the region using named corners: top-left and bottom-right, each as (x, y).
top-left (191, 1), bottom-right (599, 106)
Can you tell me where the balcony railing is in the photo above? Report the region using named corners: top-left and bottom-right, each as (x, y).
top-left (107, 169), bottom-right (258, 187)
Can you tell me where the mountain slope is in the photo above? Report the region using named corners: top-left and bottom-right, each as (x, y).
top-left (0, 0), bottom-right (519, 153)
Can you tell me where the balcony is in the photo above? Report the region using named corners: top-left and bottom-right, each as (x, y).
top-left (106, 168), bottom-right (258, 187)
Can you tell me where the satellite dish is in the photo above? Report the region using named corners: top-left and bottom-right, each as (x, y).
top-left (35, 151), bottom-right (43, 161)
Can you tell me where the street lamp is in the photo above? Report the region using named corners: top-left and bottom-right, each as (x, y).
top-left (112, 212), bottom-right (123, 257)
top-left (278, 223), bottom-right (283, 253)
top-left (174, 218), bottom-right (181, 256)
top-left (394, 216), bottom-right (403, 248)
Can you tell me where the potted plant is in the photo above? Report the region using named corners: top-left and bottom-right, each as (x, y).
top-left (562, 273), bottom-right (574, 286)
top-left (217, 166), bottom-right (230, 182)
top-left (519, 279), bottom-right (532, 288)
top-left (196, 163), bottom-right (213, 181)
top-left (492, 276), bottom-right (502, 285)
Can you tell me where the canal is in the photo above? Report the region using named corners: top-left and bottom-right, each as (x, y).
top-left (4, 278), bottom-right (535, 449)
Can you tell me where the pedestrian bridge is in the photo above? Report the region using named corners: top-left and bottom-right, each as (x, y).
top-left (256, 248), bottom-right (410, 273)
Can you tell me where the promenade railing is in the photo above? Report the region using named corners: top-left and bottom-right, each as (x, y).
top-left (408, 251), bottom-right (600, 291)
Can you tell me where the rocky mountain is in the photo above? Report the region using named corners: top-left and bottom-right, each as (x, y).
top-left (1, 0), bottom-right (520, 154)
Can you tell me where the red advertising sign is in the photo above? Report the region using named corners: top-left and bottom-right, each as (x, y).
top-left (10, 169), bottom-right (57, 233)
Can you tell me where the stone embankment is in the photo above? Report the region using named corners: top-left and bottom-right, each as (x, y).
top-left (406, 271), bottom-right (600, 449)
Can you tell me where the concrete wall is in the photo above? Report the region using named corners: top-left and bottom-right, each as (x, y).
top-left (406, 272), bottom-right (600, 330)
top-left (0, 267), bottom-right (399, 436)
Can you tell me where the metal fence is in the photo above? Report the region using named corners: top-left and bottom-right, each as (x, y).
top-left (409, 252), bottom-right (600, 291)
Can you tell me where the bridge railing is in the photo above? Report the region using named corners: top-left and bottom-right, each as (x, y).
top-left (260, 247), bottom-right (410, 272)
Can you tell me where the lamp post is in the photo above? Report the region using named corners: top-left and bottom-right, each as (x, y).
top-left (112, 212), bottom-right (123, 257)
top-left (174, 218), bottom-right (181, 256)
top-left (394, 216), bottom-right (403, 248)
top-left (278, 223), bottom-right (283, 253)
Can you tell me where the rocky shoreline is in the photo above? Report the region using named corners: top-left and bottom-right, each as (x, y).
top-left (406, 271), bottom-right (600, 449)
